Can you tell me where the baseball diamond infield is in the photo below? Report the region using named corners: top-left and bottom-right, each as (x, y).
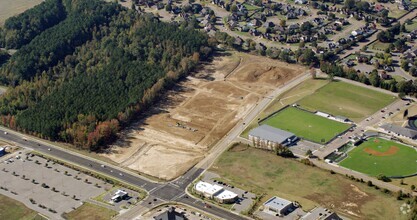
top-left (339, 137), bottom-right (417, 177)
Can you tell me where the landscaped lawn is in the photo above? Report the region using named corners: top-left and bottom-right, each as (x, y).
top-left (339, 137), bottom-right (417, 177)
top-left (370, 41), bottom-right (390, 51)
top-left (262, 106), bottom-right (351, 143)
top-left (0, 194), bottom-right (43, 220)
top-left (64, 202), bottom-right (118, 220)
top-left (297, 81), bottom-right (396, 122)
top-left (210, 144), bottom-right (406, 219)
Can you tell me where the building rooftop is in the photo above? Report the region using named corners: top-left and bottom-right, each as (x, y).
top-left (301, 207), bottom-right (341, 220)
top-left (195, 181), bottom-right (223, 196)
top-left (154, 207), bottom-right (185, 220)
top-left (264, 196), bottom-right (293, 211)
top-left (114, 189), bottom-right (128, 197)
top-left (215, 189), bottom-right (238, 200)
top-left (206, 184), bottom-right (223, 196)
top-left (380, 123), bottom-right (417, 139)
top-left (335, 115), bottom-right (348, 121)
top-left (249, 124), bottom-right (295, 143)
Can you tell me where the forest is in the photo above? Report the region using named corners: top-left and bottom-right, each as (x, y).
top-left (0, 0), bottom-right (211, 150)
top-left (0, 0), bottom-right (67, 49)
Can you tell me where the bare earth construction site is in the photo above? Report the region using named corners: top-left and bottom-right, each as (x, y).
top-left (101, 52), bottom-right (305, 180)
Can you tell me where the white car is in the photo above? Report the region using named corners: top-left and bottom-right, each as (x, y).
top-left (4, 132), bottom-right (7, 135)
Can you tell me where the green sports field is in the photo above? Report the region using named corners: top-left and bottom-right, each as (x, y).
top-left (339, 137), bottom-right (417, 177)
top-left (262, 107), bottom-right (351, 143)
top-left (297, 81), bottom-right (396, 122)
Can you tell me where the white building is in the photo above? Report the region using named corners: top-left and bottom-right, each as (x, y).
top-left (194, 181), bottom-right (238, 203)
top-left (263, 196), bottom-right (295, 216)
top-left (111, 189), bottom-right (128, 202)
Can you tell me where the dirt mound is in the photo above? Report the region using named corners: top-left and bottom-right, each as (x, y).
top-left (236, 65), bottom-right (298, 85)
top-left (364, 146), bottom-right (399, 156)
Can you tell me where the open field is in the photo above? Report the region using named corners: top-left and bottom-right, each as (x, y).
top-left (297, 81), bottom-right (397, 122)
top-left (0, 0), bottom-right (43, 25)
top-left (101, 51), bottom-right (305, 180)
top-left (263, 107), bottom-right (351, 143)
top-left (0, 194), bottom-right (43, 220)
top-left (339, 137), bottom-right (417, 177)
top-left (210, 144), bottom-right (407, 219)
top-left (64, 202), bottom-right (118, 220)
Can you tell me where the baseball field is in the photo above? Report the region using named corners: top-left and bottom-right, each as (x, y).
top-left (339, 137), bottom-right (417, 177)
top-left (262, 107), bottom-right (351, 143)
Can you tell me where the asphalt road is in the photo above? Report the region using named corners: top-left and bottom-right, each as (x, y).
top-left (0, 71), bottom-right (311, 220)
top-left (0, 127), bottom-right (247, 219)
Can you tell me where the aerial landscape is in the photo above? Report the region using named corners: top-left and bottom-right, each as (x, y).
top-left (0, 0), bottom-right (417, 219)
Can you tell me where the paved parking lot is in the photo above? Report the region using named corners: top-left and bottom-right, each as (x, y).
top-left (289, 140), bottom-right (322, 157)
top-left (0, 152), bottom-right (110, 219)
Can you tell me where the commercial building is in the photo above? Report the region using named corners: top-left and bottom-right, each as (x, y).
top-left (194, 181), bottom-right (238, 203)
top-left (380, 123), bottom-right (417, 139)
top-left (249, 125), bottom-right (298, 150)
top-left (153, 207), bottom-right (185, 220)
top-left (301, 207), bottom-right (341, 220)
top-left (263, 196), bottom-right (295, 216)
top-left (111, 189), bottom-right (129, 202)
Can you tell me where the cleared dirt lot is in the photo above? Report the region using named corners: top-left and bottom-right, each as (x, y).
top-left (0, 0), bottom-right (43, 25)
top-left (101, 52), bottom-right (305, 180)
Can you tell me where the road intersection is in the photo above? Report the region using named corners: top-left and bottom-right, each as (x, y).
top-left (0, 71), bottom-right (311, 219)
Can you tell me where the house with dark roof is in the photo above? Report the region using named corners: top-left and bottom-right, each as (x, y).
top-left (249, 124), bottom-right (298, 150)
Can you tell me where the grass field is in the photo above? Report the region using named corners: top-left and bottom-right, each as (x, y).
top-left (241, 78), bottom-right (329, 138)
top-left (340, 137), bottom-right (417, 177)
top-left (262, 107), bottom-right (351, 143)
top-left (210, 144), bottom-right (407, 219)
top-left (0, 194), bottom-right (44, 220)
top-left (297, 81), bottom-right (396, 122)
top-left (0, 0), bottom-right (43, 25)
top-left (64, 202), bottom-right (118, 220)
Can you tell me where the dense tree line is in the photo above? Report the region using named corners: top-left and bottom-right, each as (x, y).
top-left (0, 50), bottom-right (10, 67)
top-left (0, 0), bottom-right (122, 85)
top-left (320, 61), bottom-right (417, 96)
top-left (0, 0), bottom-right (67, 49)
top-left (0, 2), bottom-right (210, 150)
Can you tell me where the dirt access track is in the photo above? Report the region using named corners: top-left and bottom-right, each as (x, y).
top-left (101, 51), bottom-right (305, 180)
